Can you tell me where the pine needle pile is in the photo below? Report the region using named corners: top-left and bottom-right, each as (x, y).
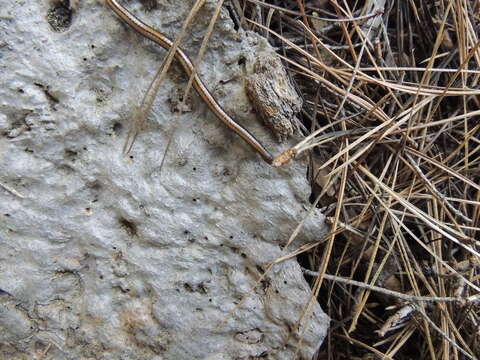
top-left (239, 0), bottom-right (480, 358)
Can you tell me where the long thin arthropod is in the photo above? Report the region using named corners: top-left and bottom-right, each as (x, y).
top-left (105, 0), bottom-right (294, 166)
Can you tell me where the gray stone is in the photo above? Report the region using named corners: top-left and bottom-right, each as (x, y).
top-left (0, 1), bottom-right (329, 359)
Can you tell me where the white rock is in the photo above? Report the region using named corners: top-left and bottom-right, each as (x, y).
top-left (0, 1), bottom-right (329, 359)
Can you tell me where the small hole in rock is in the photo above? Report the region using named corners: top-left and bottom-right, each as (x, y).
top-left (112, 122), bottom-right (123, 134)
top-left (87, 180), bottom-right (102, 191)
top-left (139, 0), bottom-right (158, 11)
top-left (183, 283), bottom-right (194, 292)
top-left (46, 4), bottom-right (72, 32)
top-left (119, 217), bottom-right (137, 236)
top-left (65, 149), bottom-right (77, 160)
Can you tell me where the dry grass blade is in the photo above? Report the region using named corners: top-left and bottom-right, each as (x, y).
top-left (302, 269), bottom-right (467, 303)
top-left (0, 181), bottom-right (24, 198)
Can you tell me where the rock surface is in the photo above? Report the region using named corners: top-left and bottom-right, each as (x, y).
top-left (0, 1), bottom-right (329, 359)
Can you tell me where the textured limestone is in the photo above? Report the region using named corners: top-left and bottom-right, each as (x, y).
top-left (0, 1), bottom-right (329, 359)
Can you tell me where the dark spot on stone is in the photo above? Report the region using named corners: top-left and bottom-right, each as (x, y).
top-left (139, 0), bottom-right (158, 11)
top-left (222, 167), bottom-right (231, 176)
top-left (112, 122), bottom-right (123, 135)
top-left (46, 2), bottom-right (72, 32)
top-left (260, 278), bottom-right (271, 290)
top-left (87, 180), bottom-right (102, 191)
top-left (17, 88), bottom-right (24, 93)
top-left (198, 282), bottom-right (208, 294)
top-left (225, 4), bottom-right (240, 31)
top-left (119, 217), bottom-right (138, 237)
top-left (34, 82), bottom-right (59, 110)
top-left (65, 149), bottom-right (78, 161)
